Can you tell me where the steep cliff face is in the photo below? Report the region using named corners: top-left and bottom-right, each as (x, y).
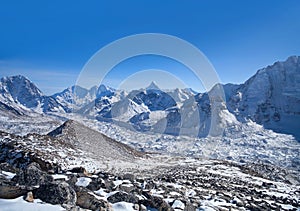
top-left (227, 56), bottom-right (300, 139)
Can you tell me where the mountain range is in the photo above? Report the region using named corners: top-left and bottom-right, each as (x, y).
top-left (0, 56), bottom-right (299, 140)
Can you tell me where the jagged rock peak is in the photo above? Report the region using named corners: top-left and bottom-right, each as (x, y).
top-left (96, 84), bottom-right (115, 98)
top-left (0, 75), bottom-right (43, 97)
top-left (146, 81), bottom-right (160, 90)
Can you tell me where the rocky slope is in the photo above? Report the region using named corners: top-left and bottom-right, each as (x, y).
top-left (47, 120), bottom-right (145, 162)
top-left (0, 131), bottom-right (299, 210)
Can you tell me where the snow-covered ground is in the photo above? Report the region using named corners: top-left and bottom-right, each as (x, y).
top-left (0, 197), bottom-right (65, 211)
top-left (57, 114), bottom-right (300, 173)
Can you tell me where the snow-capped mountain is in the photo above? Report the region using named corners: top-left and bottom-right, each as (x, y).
top-left (0, 56), bottom-right (299, 140)
top-left (94, 82), bottom-right (181, 133)
top-left (52, 85), bottom-right (98, 112)
top-left (0, 75), bottom-right (65, 113)
top-left (166, 87), bottom-right (196, 104)
top-left (227, 56), bottom-right (300, 140)
top-left (130, 84), bottom-right (177, 111)
top-left (96, 84), bottom-right (115, 98)
top-left (76, 84), bottom-right (126, 117)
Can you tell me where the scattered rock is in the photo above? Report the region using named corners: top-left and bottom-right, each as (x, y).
top-left (12, 162), bottom-right (52, 186)
top-left (0, 184), bottom-right (28, 199)
top-left (122, 173), bottom-right (135, 182)
top-left (140, 204), bottom-right (147, 211)
top-left (141, 193), bottom-right (172, 210)
top-left (35, 181), bottom-right (76, 206)
top-left (76, 187), bottom-right (112, 211)
top-left (70, 167), bottom-right (89, 176)
top-left (107, 191), bottom-right (139, 204)
top-left (24, 191), bottom-right (34, 202)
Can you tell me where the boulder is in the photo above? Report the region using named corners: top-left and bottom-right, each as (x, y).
top-left (0, 185), bottom-right (28, 199)
top-left (70, 167), bottom-right (90, 176)
top-left (107, 191), bottom-right (139, 204)
top-left (140, 204), bottom-right (147, 211)
top-left (86, 177), bottom-right (105, 191)
top-left (35, 181), bottom-right (76, 206)
top-left (122, 173), bottom-right (135, 182)
top-left (141, 192), bottom-right (173, 211)
top-left (76, 187), bottom-right (112, 211)
top-left (0, 162), bottom-right (19, 174)
top-left (12, 162), bottom-right (53, 186)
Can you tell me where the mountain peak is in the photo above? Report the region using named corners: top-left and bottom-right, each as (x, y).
top-left (96, 84), bottom-right (115, 98)
top-left (0, 75), bottom-right (43, 100)
top-left (146, 81), bottom-right (160, 90)
top-left (286, 55), bottom-right (299, 64)
top-left (0, 75), bottom-right (67, 113)
top-left (1, 75), bottom-right (33, 85)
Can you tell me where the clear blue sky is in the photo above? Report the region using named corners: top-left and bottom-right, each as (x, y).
top-left (0, 0), bottom-right (299, 94)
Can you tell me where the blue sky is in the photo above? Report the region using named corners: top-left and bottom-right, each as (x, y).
top-left (0, 0), bottom-right (299, 94)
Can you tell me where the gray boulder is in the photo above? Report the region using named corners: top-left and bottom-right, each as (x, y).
top-left (76, 187), bottom-right (112, 211)
top-left (35, 181), bottom-right (76, 206)
top-left (12, 162), bottom-right (52, 186)
top-left (107, 191), bottom-right (139, 204)
top-left (0, 184), bottom-right (27, 199)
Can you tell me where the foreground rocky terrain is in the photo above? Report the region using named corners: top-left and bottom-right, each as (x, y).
top-left (0, 154), bottom-right (299, 210)
top-left (0, 121), bottom-right (299, 210)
